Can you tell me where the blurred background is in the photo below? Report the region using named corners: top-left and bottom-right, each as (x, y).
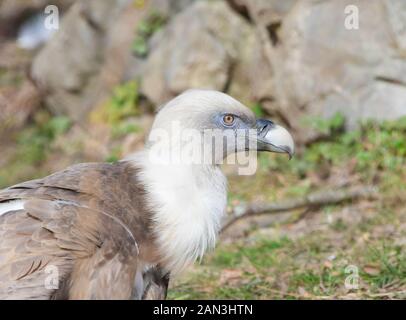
top-left (0, 0), bottom-right (405, 299)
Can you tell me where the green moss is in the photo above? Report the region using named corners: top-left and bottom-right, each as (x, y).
top-left (91, 81), bottom-right (141, 139)
top-left (251, 103), bottom-right (265, 118)
top-left (132, 11), bottom-right (167, 57)
top-left (111, 122), bottom-right (141, 138)
top-left (303, 112), bottom-right (345, 136)
top-left (106, 81), bottom-right (140, 124)
top-left (105, 146), bottom-right (122, 163)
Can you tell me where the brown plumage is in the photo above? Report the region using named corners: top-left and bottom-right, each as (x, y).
top-left (0, 162), bottom-right (166, 299)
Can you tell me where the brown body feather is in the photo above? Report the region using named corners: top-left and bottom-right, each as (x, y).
top-left (0, 161), bottom-right (168, 299)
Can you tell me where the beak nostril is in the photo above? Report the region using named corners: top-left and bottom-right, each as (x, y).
top-left (258, 125), bottom-right (267, 134)
top-left (256, 119), bottom-right (274, 136)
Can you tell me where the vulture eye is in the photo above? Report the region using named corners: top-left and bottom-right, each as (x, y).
top-left (222, 114), bottom-right (235, 126)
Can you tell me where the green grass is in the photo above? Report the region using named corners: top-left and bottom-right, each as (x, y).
top-left (361, 244), bottom-right (405, 289)
top-left (170, 231), bottom-right (405, 299)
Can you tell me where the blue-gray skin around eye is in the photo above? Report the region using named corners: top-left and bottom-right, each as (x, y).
top-left (212, 112), bottom-right (256, 131)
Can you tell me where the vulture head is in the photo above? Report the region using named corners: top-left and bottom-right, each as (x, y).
top-left (144, 89), bottom-right (294, 167)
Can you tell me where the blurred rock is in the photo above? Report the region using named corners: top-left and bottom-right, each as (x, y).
top-left (31, 0), bottom-right (141, 121)
top-left (226, 0), bottom-right (298, 25)
top-left (0, 79), bottom-right (41, 135)
top-left (253, 0), bottom-right (406, 142)
top-left (139, 1), bottom-right (258, 106)
top-left (150, 0), bottom-right (199, 17)
top-left (30, 0), bottom-right (203, 120)
top-left (0, 41), bottom-right (40, 134)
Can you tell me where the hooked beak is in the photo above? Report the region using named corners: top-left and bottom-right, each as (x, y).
top-left (255, 119), bottom-right (295, 159)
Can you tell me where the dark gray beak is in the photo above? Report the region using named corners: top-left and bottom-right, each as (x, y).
top-left (255, 119), bottom-right (295, 159)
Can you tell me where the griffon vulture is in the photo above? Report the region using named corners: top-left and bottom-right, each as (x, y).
top-left (0, 89), bottom-right (294, 299)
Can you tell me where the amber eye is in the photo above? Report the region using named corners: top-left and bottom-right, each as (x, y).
top-left (223, 114), bottom-right (235, 126)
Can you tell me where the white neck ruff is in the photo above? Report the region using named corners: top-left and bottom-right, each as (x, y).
top-left (132, 152), bottom-right (227, 274)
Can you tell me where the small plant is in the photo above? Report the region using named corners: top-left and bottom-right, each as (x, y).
top-left (111, 122), bottom-right (141, 138)
top-left (91, 81), bottom-right (140, 128)
top-left (251, 103), bottom-right (265, 118)
top-left (17, 112), bottom-right (72, 164)
top-left (305, 112), bottom-right (345, 136)
top-left (132, 11), bottom-right (167, 57)
top-left (107, 81), bottom-right (140, 123)
top-left (105, 146), bottom-right (122, 163)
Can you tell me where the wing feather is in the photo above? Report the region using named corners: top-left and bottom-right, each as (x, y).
top-left (0, 162), bottom-right (148, 299)
top-left (0, 198), bottom-right (139, 299)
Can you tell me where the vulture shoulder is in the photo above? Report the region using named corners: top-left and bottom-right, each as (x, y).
top-left (0, 162), bottom-right (160, 300)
